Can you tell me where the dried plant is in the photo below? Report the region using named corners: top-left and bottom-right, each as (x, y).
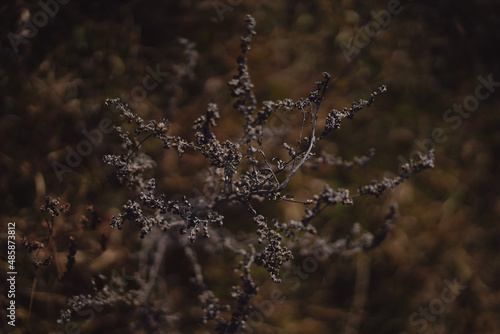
top-left (57, 14), bottom-right (434, 333)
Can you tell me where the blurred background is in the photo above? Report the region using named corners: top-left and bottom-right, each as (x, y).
top-left (1, 0), bottom-right (499, 333)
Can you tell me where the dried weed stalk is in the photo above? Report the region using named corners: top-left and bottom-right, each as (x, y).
top-left (58, 15), bottom-right (434, 333)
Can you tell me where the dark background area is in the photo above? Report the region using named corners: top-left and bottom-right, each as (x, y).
top-left (1, 0), bottom-right (500, 333)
